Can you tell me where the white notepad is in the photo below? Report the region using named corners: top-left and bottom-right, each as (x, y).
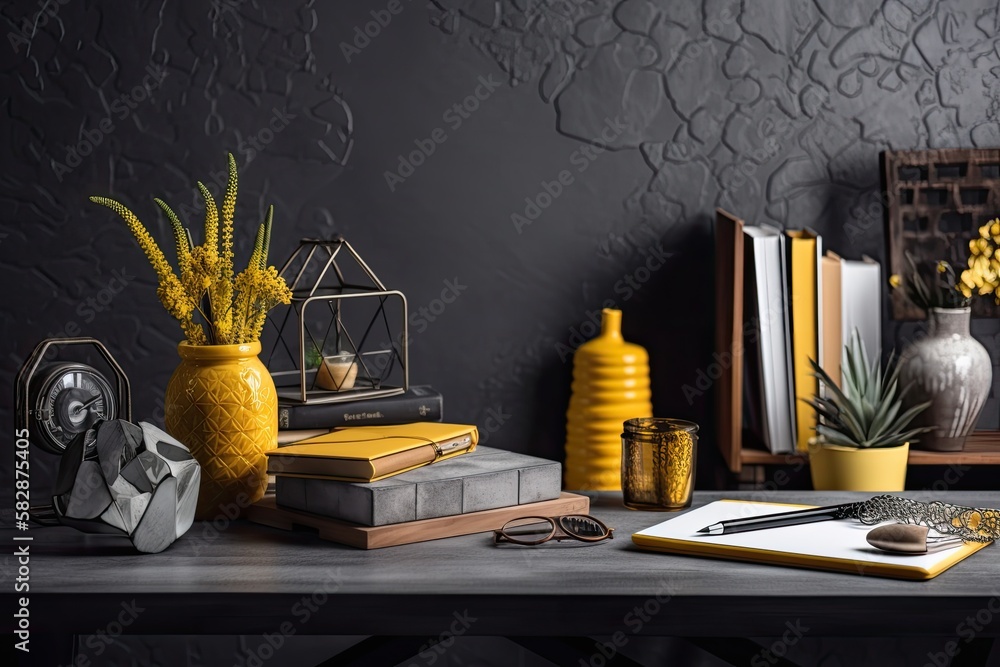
top-left (632, 500), bottom-right (991, 580)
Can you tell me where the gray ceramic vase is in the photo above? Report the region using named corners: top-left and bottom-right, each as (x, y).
top-left (898, 308), bottom-right (992, 451)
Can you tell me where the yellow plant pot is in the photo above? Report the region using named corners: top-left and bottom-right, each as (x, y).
top-left (564, 309), bottom-right (652, 491)
top-left (165, 341), bottom-right (277, 519)
top-left (808, 441), bottom-right (908, 492)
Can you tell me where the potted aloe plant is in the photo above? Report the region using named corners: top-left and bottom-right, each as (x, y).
top-left (806, 330), bottom-right (931, 491)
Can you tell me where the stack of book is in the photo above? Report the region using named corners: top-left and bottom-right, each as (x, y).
top-left (723, 210), bottom-right (881, 455)
top-left (250, 422), bottom-right (585, 548)
top-left (277, 385), bottom-right (445, 444)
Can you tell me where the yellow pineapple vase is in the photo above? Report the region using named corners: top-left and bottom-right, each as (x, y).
top-left (165, 341), bottom-right (277, 520)
top-left (565, 309), bottom-right (653, 491)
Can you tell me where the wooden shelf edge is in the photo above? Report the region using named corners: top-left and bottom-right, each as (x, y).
top-left (738, 432), bottom-right (1000, 467)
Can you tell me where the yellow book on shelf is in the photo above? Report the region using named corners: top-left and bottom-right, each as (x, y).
top-left (633, 500), bottom-right (989, 581)
top-left (786, 230), bottom-right (821, 451)
top-left (265, 422), bottom-right (479, 482)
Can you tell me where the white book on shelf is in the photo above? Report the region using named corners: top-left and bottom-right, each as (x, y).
top-left (743, 225), bottom-right (795, 455)
top-left (840, 254), bottom-right (882, 359)
top-left (820, 251), bottom-right (882, 387)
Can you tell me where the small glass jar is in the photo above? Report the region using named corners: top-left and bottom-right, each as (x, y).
top-left (621, 418), bottom-right (698, 511)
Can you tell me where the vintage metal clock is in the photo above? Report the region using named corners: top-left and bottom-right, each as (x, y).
top-left (16, 337), bottom-right (131, 454)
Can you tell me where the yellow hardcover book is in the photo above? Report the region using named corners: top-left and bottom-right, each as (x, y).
top-left (265, 422), bottom-right (479, 482)
top-left (632, 500), bottom-right (990, 581)
top-left (786, 230), bottom-right (821, 451)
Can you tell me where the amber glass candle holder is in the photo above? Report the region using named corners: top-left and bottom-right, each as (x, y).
top-left (621, 418), bottom-right (698, 511)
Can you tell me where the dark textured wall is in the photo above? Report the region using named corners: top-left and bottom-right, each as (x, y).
top-left (4, 0), bottom-right (1000, 493)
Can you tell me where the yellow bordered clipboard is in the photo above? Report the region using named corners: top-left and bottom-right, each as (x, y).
top-left (632, 499), bottom-right (991, 581)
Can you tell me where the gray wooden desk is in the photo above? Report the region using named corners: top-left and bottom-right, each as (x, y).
top-left (6, 491), bottom-right (1000, 666)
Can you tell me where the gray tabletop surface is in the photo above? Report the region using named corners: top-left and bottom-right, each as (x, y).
top-left (6, 490), bottom-right (1000, 637)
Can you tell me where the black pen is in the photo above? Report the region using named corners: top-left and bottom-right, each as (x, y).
top-left (697, 503), bottom-right (862, 536)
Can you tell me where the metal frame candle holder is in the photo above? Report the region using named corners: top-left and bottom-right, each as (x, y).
top-left (264, 237), bottom-right (408, 405)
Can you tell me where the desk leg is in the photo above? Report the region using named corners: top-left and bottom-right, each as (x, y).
top-left (685, 637), bottom-right (802, 667)
top-left (508, 636), bottom-right (646, 666)
top-left (313, 636), bottom-right (428, 667)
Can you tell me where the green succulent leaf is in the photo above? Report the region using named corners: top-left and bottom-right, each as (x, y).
top-left (808, 328), bottom-right (931, 449)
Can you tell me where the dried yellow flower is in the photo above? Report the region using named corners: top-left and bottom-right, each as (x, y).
top-left (90, 154), bottom-right (291, 346)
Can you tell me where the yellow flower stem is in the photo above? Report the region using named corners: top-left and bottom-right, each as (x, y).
top-left (154, 198), bottom-right (192, 285)
top-left (91, 155), bottom-right (291, 346)
top-left (261, 205), bottom-right (273, 269)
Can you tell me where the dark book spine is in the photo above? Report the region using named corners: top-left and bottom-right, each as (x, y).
top-left (278, 387), bottom-right (443, 430)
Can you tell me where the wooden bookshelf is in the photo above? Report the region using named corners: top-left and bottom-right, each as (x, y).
top-left (713, 208), bottom-right (1000, 478)
top-left (737, 431), bottom-right (1000, 467)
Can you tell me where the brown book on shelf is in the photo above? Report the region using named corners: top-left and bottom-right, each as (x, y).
top-left (821, 252), bottom-right (843, 387)
top-left (714, 208), bottom-right (745, 472)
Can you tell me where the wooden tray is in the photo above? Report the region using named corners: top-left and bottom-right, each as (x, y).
top-left (247, 492), bottom-right (590, 549)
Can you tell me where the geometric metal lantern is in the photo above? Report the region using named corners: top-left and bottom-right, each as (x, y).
top-left (263, 236), bottom-right (408, 405)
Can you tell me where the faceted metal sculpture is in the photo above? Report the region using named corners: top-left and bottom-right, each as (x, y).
top-left (52, 419), bottom-right (201, 553)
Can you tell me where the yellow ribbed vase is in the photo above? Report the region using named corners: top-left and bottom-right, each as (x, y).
top-left (565, 309), bottom-right (653, 491)
top-left (165, 341), bottom-right (277, 520)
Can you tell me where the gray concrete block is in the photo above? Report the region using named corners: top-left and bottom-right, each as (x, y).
top-left (468, 450), bottom-right (562, 504)
top-left (278, 476), bottom-right (416, 526)
top-left (366, 481), bottom-right (417, 526)
top-left (415, 478), bottom-right (463, 519)
top-left (273, 446), bottom-right (562, 526)
top-left (518, 462), bottom-right (562, 504)
top-left (462, 468), bottom-right (519, 513)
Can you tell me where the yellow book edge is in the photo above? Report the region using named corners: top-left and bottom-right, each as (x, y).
top-left (267, 445), bottom-right (475, 483)
top-left (631, 499), bottom-right (991, 581)
top-left (788, 233), bottom-right (817, 452)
